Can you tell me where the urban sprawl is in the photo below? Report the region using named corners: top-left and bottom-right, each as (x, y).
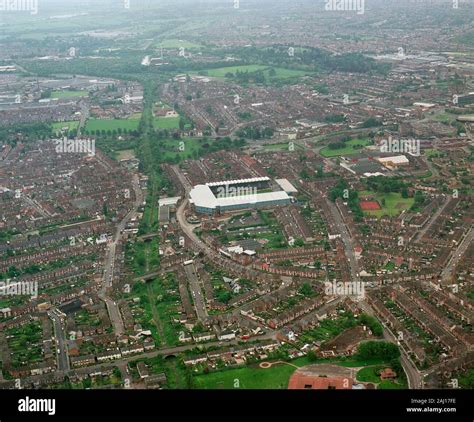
top-left (0, 0), bottom-right (472, 391)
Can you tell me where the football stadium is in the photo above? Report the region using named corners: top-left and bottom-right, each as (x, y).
top-left (189, 177), bottom-right (296, 214)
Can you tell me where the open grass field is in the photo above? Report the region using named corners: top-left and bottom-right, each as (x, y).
top-left (193, 355), bottom-right (392, 389)
top-left (51, 90), bottom-right (88, 99)
top-left (265, 67), bottom-right (308, 79)
top-left (158, 39), bottom-right (202, 49)
top-left (153, 116), bottom-right (180, 130)
top-left (206, 64), bottom-right (268, 78)
top-left (205, 65), bottom-right (308, 81)
top-left (378, 380), bottom-right (407, 389)
top-left (359, 190), bottom-right (415, 218)
top-left (356, 366), bottom-right (385, 383)
top-left (193, 362), bottom-right (299, 389)
top-left (320, 139), bottom-right (370, 157)
top-left (51, 120), bottom-right (80, 134)
top-left (356, 366), bottom-right (407, 389)
top-left (431, 112), bottom-right (457, 124)
top-left (159, 137), bottom-right (215, 161)
top-left (85, 117), bottom-right (141, 132)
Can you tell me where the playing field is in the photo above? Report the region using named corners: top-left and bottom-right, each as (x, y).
top-left (51, 90), bottom-right (88, 99)
top-left (193, 356), bottom-right (392, 389)
top-left (359, 191), bottom-right (414, 217)
top-left (193, 362), bottom-right (300, 390)
top-left (160, 137), bottom-right (214, 161)
top-left (51, 121), bottom-right (80, 134)
top-left (360, 200), bottom-right (381, 211)
top-left (158, 39), bottom-right (202, 49)
top-left (85, 117), bottom-right (140, 132)
top-left (320, 139), bottom-right (370, 157)
top-left (153, 116), bottom-right (180, 130)
top-left (205, 65), bottom-right (307, 80)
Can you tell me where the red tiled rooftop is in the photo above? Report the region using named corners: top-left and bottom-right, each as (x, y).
top-left (288, 374), bottom-right (353, 390)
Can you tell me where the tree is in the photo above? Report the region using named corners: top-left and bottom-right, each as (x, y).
top-left (294, 238), bottom-right (304, 247)
top-left (357, 341), bottom-right (400, 360)
top-left (307, 350), bottom-right (319, 362)
top-left (359, 314), bottom-right (383, 337)
top-left (299, 283), bottom-right (314, 297)
top-left (361, 117), bottom-right (382, 128)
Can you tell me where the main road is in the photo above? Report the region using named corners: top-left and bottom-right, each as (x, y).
top-left (414, 195), bottom-right (450, 242)
top-left (440, 226), bottom-right (473, 284)
top-left (176, 198), bottom-right (266, 282)
top-left (325, 195), bottom-right (422, 389)
top-left (184, 263), bottom-right (208, 321)
top-left (48, 310), bottom-right (70, 372)
top-left (99, 173), bottom-right (144, 336)
top-left (359, 301), bottom-right (422, 389)
top-left (324, 197), bottom-right (360, 282)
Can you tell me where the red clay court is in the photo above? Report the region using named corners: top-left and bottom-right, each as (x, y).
top-left (360, 200), bottom-right (381, 211)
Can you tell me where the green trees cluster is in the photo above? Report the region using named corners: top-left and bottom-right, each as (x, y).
top-left (324, 114), bottom-right (346, 124)
top-left (236, 126), bottom-right (274, 140)
top-left (84, 128), bottom-right (140, 138)
top-left (228, 46), bottom-right (391, 75)
top-left (232, 69), bottom-right (266, 84)
top-left (361, 117), bottom-right (383, 128)
top-left (357, 341), bottom-right (401, 360)
top-left (359, 314), bottom-right (383, 337)
top-left (366, 176), bottom-right (408, 194)
top-left (0, 123), bottom-right (52, 144)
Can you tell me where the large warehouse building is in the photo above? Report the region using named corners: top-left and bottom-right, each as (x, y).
top-left (189, 177), bottom-right (294, 214)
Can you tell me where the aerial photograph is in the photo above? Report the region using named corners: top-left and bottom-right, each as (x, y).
top-left (0, 0), bottom-right (472, 418)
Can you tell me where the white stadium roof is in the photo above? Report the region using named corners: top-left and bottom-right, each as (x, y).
top-left (275, 178), bottom-right (298, 194)
top-left (205, 177), bottom-right (270, 187)
top-left (189, 184), bottom-right (290, 210)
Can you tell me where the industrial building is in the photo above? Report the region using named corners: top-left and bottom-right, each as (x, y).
top-left (376, 155), bottom-right (410, 169)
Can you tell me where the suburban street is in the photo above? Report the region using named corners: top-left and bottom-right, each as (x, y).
top-left (359, 301), bottom-right (422, 389)
top-left (48, 310), bottom-right (70, 372)
top-left (100, 173), bottom-right (144, 337)
top-left (325, 197), bottom-right (360, 282)
top-left (415, 195), bottom-right (451, 242)
top-left (440, 227), bottom-right (473, 284)
top-left (184, 263), bottom-right (208, 321)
